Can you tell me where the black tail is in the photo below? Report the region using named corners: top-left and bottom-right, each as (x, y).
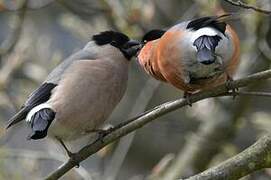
top-left (193, 35), bottom-right (222, 65)
top-left (6, 106), bottom-right (31, 129)
top-left (27, 108), bottom-right (55, 140)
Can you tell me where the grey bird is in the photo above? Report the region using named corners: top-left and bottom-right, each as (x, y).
top-left (6, 31), bottom-right (140, 155)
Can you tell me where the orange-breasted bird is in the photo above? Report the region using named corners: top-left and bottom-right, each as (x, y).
top-left (137, 14), bottom-right (240, 97)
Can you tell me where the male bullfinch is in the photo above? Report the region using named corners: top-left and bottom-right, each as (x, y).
top-left (6, 31), bottom-right (140, 156)
top-left (137, 14), bottom-right (240, 96)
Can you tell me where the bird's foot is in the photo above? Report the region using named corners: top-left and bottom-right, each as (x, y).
top-left (97, 127), bottom-right (114, 142)
top-left (68, 153), bottom-right (80, 168)
top-left (88, 126), bottom-right (114, 143)
top-left (225, 75), bottom-right (238, 99)
top-left (183, 92), bottom-right (193, 107)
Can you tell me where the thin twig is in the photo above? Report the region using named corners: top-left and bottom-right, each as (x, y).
top-left (223, 0), bottom-right (271, 15)
top-left (226, 91), bottom-right (271, 97)
top-left (45, 69), bottom-right (271, 180)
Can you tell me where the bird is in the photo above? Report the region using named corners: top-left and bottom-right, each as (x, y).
top-left (6, 31), bottom-right (141, 156)
top-left (137, 14), bottom-right (240, 100)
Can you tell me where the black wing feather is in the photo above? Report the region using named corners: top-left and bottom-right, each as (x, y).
top-left (25, 83), bottom-right (57, 107)
top-left (186, 14), bottom-right (231, 34)
top-left (6, 83), bottom-right (57, 129)
top-left (142, 29), bottom-right (166, 42)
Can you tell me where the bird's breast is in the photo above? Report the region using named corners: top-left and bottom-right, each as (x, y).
top-left (137, 41), bottom-right (167, 81)
top-left (47, 59), bottom-right (128, 140)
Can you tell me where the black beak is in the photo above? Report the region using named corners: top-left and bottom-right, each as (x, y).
top-left (124, 39), bottom-right (141, 48)
top-left (122, 40), bottom-right (142, 59)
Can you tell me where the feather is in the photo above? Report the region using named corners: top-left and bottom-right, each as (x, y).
top-left (6, 83), bottom-right (56, 129)
top-left (142, 29), bottom-right (166, 42)
top-left (6, 106), bottom-right (31, 129)
top-left (186, 14), bottom-right (233, 34)
top-left (25, 83), bottom-right (57, 107)
top-left (193, 35), bottom-right (222, 51)
top-left (27, 108), bottom-right (55, 140)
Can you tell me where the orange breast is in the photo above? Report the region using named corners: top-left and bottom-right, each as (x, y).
top-left (137, 40), bottom-right (167, 81)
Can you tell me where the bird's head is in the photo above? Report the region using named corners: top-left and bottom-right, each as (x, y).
top-left (92, 31), bottom-right (141, 60)
top-left (142, 29), bottom-right (166, 44)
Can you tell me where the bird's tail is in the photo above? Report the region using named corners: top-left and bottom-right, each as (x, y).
top-left (215, 13), bottom-right (241, 22)
top-left (26, 105), bottom-right (55, 140)
top-left (6, 107), bottom-right (30, 129)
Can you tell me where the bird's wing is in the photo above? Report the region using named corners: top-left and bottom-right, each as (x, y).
top-left (45, 47), bottom-right (97, 84)
top-left (186, 14), bottom-right (233, 33)
top-left (25, 83), bottom-right (57, 107)
top-left (6, 82), bottom-right (57, 129)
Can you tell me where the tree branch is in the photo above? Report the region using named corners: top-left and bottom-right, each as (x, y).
top-left (186, 133), bottom-right (271, 180)
top-left (45, 69), bottom-right (271, 180)
top-left (223, 0), bottom-right (271, 15)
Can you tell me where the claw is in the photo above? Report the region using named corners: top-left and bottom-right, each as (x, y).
top-left (226, 75), bottom-right (238, 99)
top-left (183, 92), bottom-right (193, 107)
top-left (97, 127), bottom-right (114, 142)
top-left (86, 127), bottom-right (114, 143)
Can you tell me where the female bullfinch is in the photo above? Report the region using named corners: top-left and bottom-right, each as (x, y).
top-left (137, 14), bottom-right (240, 95)
top-left (6, 31), bottom-right (140, 156)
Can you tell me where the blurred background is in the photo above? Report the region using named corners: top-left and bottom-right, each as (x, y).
top-left (0, 0), bottom-right (270, 179)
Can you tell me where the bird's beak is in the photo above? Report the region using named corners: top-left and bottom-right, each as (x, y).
top-left (123, 40), bottom-right (142, 58)
top-left (125, 39), bottom-right (141, 47)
